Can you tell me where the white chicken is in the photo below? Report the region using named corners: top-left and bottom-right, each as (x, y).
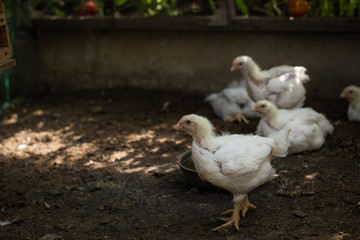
top-left (205, 81), bottom-right (260, 124)
top-left (230, 56), bottom-right (310, 109)
top-left (253, 100), bottom-right (334, 154)
top-left (340, 85), bottom-right (360, 121)
top-left (174, 114), bottom-right (289, 231)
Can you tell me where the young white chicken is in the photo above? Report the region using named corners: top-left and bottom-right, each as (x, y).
top-left (205, 83), bottom-right (260, 124)
top-left (253, 100), bottom-right (334, 154)
top-left (340, 85), bottom-right (360, 121)
top-left (230, 56), bottom-right (310, 109)
top-left (174, 114), bottom-right (289, 231)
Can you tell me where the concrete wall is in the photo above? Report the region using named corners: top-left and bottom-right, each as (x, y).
top-left (36, 25), bottom-right (360, 98)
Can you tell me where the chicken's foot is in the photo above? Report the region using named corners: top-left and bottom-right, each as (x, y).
top-left (212, 204), bottom-right (241, 231)
top-left (220, 194), bottom-right (256, 217)
top-left (213, 194), bottom-right (256, 231)
top-left (227, 114), bottom-right (250, 124)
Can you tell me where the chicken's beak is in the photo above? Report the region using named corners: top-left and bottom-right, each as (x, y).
top-left (173, 121), bottom-right (183, 130)
top-left (252, 106), bottom-right (259, 112)
top-left (340, 91), bottom-right (346, 98)
top-left (230, 64), bottom-right (237, 72)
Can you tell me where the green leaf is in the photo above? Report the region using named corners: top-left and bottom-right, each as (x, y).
top-left (207, 0), bottom-right (216, 14)
top-left (235, 0), bottom-right (248, 15)
top-left (320, 0), bottom-right (334, 17)
top-left (54, 8), bottom-right (65, 16)
top-left (115, 0), bottom-right (127, 7)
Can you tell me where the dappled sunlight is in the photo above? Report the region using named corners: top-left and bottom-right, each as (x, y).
top-left (0, 112), bottom-right (188, 176)
top-left (125, 129), bottom-right (156, 142)
top-left (84, 160), bottom-right (112, 169)
top-left (0, 91), bottom-right (195, 215)
top-left (107, 150), bottom-right (131, 163)
top-left (64, 142), bottom-right (98, 162)
top-left (1, 129), bottom-right (66, 157)
top-left (331, 232), bottom-right (350, 240)
top-left (305, 172), bottom-right (319, 180)
top-left (0, 125), bottom-right (99, 168)
top-left (113, 162), bottom-right (177, 174)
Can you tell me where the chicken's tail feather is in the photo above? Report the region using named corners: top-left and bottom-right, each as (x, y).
top-left (294, 66), bottom-right (310, 83)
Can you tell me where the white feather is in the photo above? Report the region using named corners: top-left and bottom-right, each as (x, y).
top-left (232, 56), bottom-right (310, 109)
top-left (255, 101), bottom-right (334, 154)
top-left (179, 115), bottom-right (288, 202)
top-left (341, 85), bottom-right (360, 121)
top-left (205, 81), bottom-right (260, 122)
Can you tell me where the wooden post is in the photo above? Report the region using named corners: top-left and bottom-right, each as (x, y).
top-left (208, 0), bottom-right (235, 27)
top-left (225, 0), bottom-right (236, 21)
top-left (0, 0), bottom-right (16, 71)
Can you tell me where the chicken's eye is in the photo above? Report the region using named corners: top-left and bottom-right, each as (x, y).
top-left (349, 90), bottom-right (353, 94)
top-left (238, 104), bottom-right (245, 109)
top-left (186, 120), bottom-right (191, 124)
top-left (261, 104), bottom-right (265, 108)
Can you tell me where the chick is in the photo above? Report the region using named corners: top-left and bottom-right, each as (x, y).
top-left (253, 100), bottom-right (334, 154)
top-left (340, 85), bottom-right (360, 121)
top-left (231, 56), bottom-right (310, 109)
top-left (174, 114), bottom-right (289, 231)
top-left (205, 86), bottom-right (260, 124)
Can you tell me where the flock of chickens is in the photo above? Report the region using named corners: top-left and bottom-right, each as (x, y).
top-left (174, 56), bottom-right (360, 231)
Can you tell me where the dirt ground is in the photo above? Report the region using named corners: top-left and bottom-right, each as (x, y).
top-left (0, 87), bottom-right (359, 240)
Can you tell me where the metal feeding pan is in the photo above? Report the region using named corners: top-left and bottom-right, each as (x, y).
top-left (178, 149), bottom-right (226, 192)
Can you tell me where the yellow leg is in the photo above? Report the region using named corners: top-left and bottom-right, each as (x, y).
top-left (241, 194), bottom-right (256, 217)
top-left (213, 194), bottom-right (256, 231)
top-left (220, 194), bottom-right (256, 217)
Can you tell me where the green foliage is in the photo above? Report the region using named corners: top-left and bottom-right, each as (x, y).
top-left (206, 0), bottom-right (217, 14)
top-left (263, 0), bottom-right (284, 16)
top-left (339, 0), bottom-right (358, 16)
top-left (31, 0), bottom-right (66, 16)
top-left (114, 0), bottom-right (127, 6)
top-left (27, 0), bottom-right (360, 17)
top-left (139, 0), bottom-right (182, 16)
top-left (320, 0), bottom-right (334, 16)
top-left (235, 0), bottom-right (249, 15)
top-left (308, 0), bottom-right (360, 17)
top-left (240, 0), bottom-right (287, 16)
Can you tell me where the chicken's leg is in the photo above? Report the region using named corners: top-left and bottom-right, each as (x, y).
top-left (212, 194), bottom-right (256, 231)
top-left (220, 194), bottom-right (256, 217)
top-left (240, 194), bottom-right (256, 217)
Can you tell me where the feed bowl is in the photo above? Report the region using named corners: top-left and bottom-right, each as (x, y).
top-left (178, 150), bottom-right (226, 192)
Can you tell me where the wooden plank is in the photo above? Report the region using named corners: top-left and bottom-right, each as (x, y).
top-left (0, 1), bottom-right (14, 68)
top-left (32, 16), bottom-right (220, 31)
top-left (0, 46), bottom-right (11, 61)
top-left (225, 0), bottom-right (235, 20)
top-left (0, 58), bottom-right (16, 71)
top-left (208, 1), bottom-right (228, 26)
top-left (0, 0), bottom-right (4, 15)
top-left (230, 17), bottom-right (360, 32)
top-left (0, 24), bottom-right (9, 46)
top-left (0, 13), bottom-right (6, 26)
top-left (0, 11), bottom-right (12, 61)
top-left (32, 16), bottom-right (360, 33)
